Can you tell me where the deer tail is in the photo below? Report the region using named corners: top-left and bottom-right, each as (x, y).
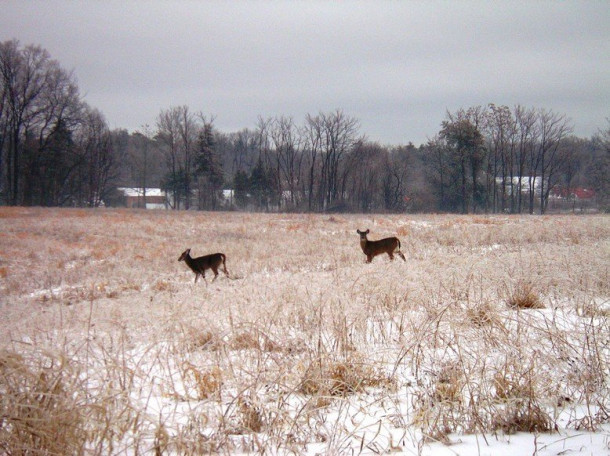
top-left (221, 253), bottom-right (230, 276)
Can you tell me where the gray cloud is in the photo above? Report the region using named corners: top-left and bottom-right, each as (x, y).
top-left (2, 1), bottom-right (608, 144)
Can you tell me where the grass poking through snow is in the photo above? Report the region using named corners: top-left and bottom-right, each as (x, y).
top-left (0, 208), bottom-right (609, 454)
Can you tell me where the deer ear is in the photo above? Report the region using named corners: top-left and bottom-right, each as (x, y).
top-left (357, 229), bottom-right (361, 234)
top-left (365, 229), bottom-right (370, 234)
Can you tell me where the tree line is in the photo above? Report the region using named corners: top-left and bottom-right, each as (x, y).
top-left (0, 40), bottom-right (116, 207)
top-left (2, 40), bottom-right (609, 213)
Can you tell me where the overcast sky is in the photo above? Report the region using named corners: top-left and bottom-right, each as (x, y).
top-left (2, 1), bottom-right (609, 145)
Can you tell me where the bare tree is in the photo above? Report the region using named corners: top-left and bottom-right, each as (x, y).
top-left (220, 128), bottom-right (257, 178)
top-left (425, 134), bottom-right (470, 212)
top-left (347, 141), bottom-right (387, 212)
top-left (535, 109), bottom-right (573, 213)
top-left (486, 104), bottom-right (516, 212)
top-left (75, 106), bottom-right (117, 207)
top-left (269, 116), bottom-right (304, 210)
top-left (156, 107), bottom-right (183, 209)
top-left (126, 124), bottom-right (162, 207)
top-left (303, 113), bottom-right (324, 211)
top-left (591, 119), bottom-right (610, 210)
top-left (383, 144), bottom-right (415, 212)
top-left (0, 40), bottom-right (62, 204)
top-left (178, 106), bottom-right (197, 209)
top-left (319, 110), bottom-right (361, 210)
top-left (156, 106), bottom-right (203, 210)
top-left (300, 111), bottom-right (362, 211)
top-left (514, 105), bottom-right (537, 213)
top-left (553, 136), bottom-right (592, 212)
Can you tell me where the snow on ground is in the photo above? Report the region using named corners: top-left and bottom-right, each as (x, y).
top-left (0, 209), bottom-right (609, 454)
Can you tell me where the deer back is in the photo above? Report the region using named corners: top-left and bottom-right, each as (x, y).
top-left (365, 237), bottom-right (400, 256)
top-left (193, 253), bottom-right (224, 271)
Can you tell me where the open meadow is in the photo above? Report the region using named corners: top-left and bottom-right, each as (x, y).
top-left (1, 207), bottom-right (609, 455)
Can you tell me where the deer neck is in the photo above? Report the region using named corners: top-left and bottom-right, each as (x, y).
top-left (185, 255), bottom-right (196, 269)
top-left (360, 238), bottom-right (369, 253)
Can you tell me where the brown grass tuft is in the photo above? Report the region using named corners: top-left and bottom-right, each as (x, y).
top-left (230, 330), bottom-right (262, 351)
top-left (0, 350), bottom-right (87, 454)
top-left (183, 363), bottom-right (222, 400)
top-left (466, 301), bottom-right (498, 327)
top-left (492, 401), bottom-right (555, 434)
top-left (298, 356), bottom-right (391, 398)
top-left (181, 328), bottom-right (222, 352)
top-left (237, 396), bottom-right (264, 433)
top-left (505, 281), bottom-right (544, 309)
top-left (433, 363), bottom-right (464, 404)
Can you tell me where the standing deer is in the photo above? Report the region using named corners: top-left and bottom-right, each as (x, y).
top-left (357, 229), bottom-right (406, 263)
top-left (178, 248), bottom-right (229, 283)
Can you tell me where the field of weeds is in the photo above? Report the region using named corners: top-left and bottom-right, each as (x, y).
top-left (0, 207), bottom-right (609, 455)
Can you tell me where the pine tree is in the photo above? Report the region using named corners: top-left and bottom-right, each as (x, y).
top-left (195, 122), bottom-right (223, 209)
top-left (249, 157), bottom-right (273, 210)
top-left (233, 169), bottom-right (250, 209)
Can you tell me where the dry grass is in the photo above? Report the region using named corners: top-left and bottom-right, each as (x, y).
top-left (0, 208), bottom-right (609, 454)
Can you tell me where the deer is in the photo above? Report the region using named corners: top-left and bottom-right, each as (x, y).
top-left (357, 229), bottom-right (406, 263)
top-left (178, 248), bottom-right (229, 283)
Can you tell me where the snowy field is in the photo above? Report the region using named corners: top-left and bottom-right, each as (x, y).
top-left (0, 207), bottom-right (609, 455)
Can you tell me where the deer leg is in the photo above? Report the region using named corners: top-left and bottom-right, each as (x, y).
top-left (211, 266), bottom-right (219, 282)
top-left (366, 255), bottom-right (373, 263)
top-left (398, 251), bottom-right (406, 261)
top-left (388, 252), bottom-right (394, 260)
top-left (194, 273), bottom-right (200, 283)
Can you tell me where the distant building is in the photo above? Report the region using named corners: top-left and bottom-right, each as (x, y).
top-left (550, 187), bottom-right (595, 200)
top-left (495, 176), bottom-right (547, 196)
top-left (117, 188), bottom-right (168, 209)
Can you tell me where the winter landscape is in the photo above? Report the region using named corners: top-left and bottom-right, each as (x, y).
top-left (1, 207), bottom-right (609, 455)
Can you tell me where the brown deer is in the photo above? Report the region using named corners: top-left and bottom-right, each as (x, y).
top-left (178, 248), bottom-right (229, 283)
top-left (357, 229), bottom-right (406, 263)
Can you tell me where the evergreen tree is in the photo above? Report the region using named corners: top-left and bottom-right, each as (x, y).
top-left (161, 168), bottom-right (188, 209)
top-left (249, 157), bottom-right (273, 210)
top-left (233, 169), bottom-right (250, 209)
top-left (195, 121), bottom-right (223, 209)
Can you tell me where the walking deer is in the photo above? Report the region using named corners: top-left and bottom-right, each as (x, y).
top-left (178, 248), bottom-right (229, 283)
top-left (357, 229), bottom-right (406, 263)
